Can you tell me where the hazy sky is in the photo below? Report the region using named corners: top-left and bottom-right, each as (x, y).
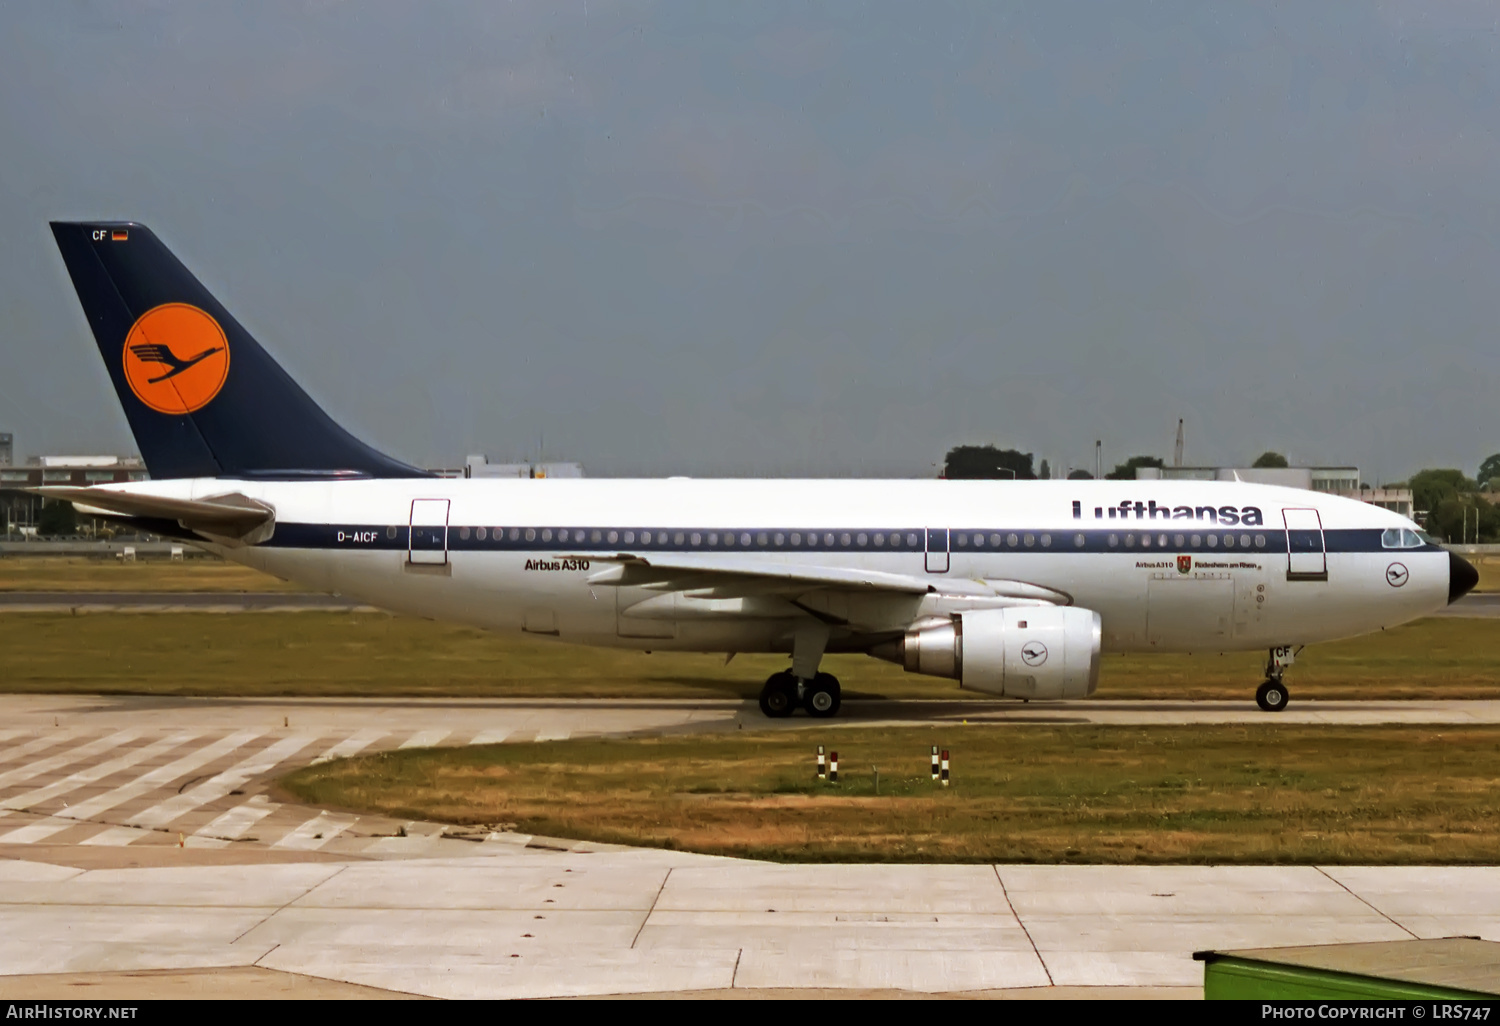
top-left (2, 1), bottom-right (1498, 482)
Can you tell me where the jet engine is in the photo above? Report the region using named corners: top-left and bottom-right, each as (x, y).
top-left (870, 606), bottom-right (1102, 700)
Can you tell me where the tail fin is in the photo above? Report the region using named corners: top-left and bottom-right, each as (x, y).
top-left (49, 221), bottom-right (427, 479)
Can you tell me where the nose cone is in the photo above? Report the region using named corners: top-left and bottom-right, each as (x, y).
top-left (1449, 551), bottom-right (1480, 604)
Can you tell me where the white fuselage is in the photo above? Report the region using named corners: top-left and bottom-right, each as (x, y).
top-left (106, 477), bottom-right (1451, 673)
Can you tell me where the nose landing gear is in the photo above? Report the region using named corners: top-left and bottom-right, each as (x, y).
top-left (1256, 646), bottom-right (1296, 712)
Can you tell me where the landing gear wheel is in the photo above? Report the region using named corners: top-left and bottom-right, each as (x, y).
top-left (758, 671), bottom-right (798, 718)
top-left (1256, 679), bottom-right (1289, 713)
top-left (804, 673), bottom-right (842, 718)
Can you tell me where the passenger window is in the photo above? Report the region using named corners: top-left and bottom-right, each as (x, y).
top-left (591, 529), bottom-right (602, 543)
top-left (1108, 534), bottom-right (1118, 547)
top-left (1007, 533), bottom-right (1019, 547)
top-left (387, 526), bottom-right (398, 539)
top-left (707, 532), bottom-right (718, 545)
top-left (1173, 534), bottom-right (1184, 548)
top-left (460, 527), bottom-right (471, 540)
top-left (1041, 534), bottom-right (1051, 547)
top-left (774, 533), bottom-right (785, 546)
top-left (1074, 533), bottom-right (1085, 548)
top-left (791, 533), bottom-right (802, 545)
top-left (623, 531), bottom-right (634, 544)
top-left (690, 533), bottom-right (701, 546)
top-left (840, 533), bottom-right (851, 546)
top-left (476, 527), bottom-right (487, 541)
top-left (674, 532), bottom-right (685, 545)
top-left (524, 528), bottom-right (536, 542)
top-left (857, 533), bottom-right (868, 547)
top-left (906, 533), bottom-right (920, 547)
top-left (972, 533), bottom-right (983, 547)
top-left (1224, 534), bottom-right (1234, 548)
top-left (1024, 533), bottom-right (1035, 547)
top-left (1206, 534), bottom-right (1217, 548)
top-left (1191, 534), bottom-right (1201, 548)
top-left (873, 533), bottom-right (884, 547)
top-left (1125, 534), bottom-right (1136, 547)
top-left (824, 533), bottom-right (836, 547)
top-left (756, 533), bottom-right (767, 546)
top-left (1240, 534), bottom-right (1251, 548)
top-left (1140, 534), bottom-right (1151, 547)
top-left (956, 533), bottom-right (968, 547)
top-left (990, 533), bottom-right (1002, 547)
top-left (1254, 534), bottom-right (1265, 548)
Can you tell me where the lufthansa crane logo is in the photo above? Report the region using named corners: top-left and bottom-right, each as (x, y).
top-left (1020, 640), bottom-right (1049, 667)
top-left (121, 304), bottom-right (230, 414)
top-left (1385, 563), bottom-right (1409, 588)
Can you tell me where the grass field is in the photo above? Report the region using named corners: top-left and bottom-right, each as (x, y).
top-left (1476, 555), bottom-right (1500, 592)
top-left (0, 611), bottom-right (1494, 700)
top-left (0, 556), bottom-right (300, 592)
top-left (279, 724), bottom-right (1500, 864)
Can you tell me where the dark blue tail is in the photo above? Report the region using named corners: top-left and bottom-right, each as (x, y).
top-left (50, 221), bottom-right (427, 479)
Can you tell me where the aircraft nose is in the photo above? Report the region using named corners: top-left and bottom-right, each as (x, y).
top-left (1449, 550), bottom-right (1480, 604)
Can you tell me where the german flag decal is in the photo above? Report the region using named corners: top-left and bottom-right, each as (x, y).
top-left (111, 229), bottom-right (128, 242)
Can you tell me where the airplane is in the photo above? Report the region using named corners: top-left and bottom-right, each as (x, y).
top-left (36, 221), bottom-right (1479, 717)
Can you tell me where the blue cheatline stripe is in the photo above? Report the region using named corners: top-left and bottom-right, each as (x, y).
top-left (262, 524), bottom-right (1430, 556)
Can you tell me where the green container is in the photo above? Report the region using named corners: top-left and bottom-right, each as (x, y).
top-left (1197, 938), bottom-right (1500, 1000)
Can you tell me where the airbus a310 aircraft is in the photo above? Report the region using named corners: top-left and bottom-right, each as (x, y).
top-left (39, 222), bottom-right (1479, 717)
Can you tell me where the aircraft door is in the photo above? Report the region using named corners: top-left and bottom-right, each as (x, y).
top-left (409, 499), bottom-right (450, 565)
top-left (925, 528), bottom-right (950, 574)
top-left (1282, 507), bottom-right (1327, 581)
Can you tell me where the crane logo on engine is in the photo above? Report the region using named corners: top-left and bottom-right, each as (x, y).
top-left (1020, 641), bottom-right (1049, 667)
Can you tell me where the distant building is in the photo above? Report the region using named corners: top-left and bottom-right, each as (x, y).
top-left (0, 433), bottom-right (11, 466)
top-left (462, 454), bottom-right (584, 479)
top-left (2, 455), bottom-right (149, 488)
top-left (1136, 465), bottom-right (1412, 519)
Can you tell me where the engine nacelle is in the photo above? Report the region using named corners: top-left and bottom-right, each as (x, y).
top-left (871, 606), bottom-right (1102, 700)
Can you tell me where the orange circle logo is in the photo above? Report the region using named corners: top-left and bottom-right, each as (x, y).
top-left (121, 304), bottom-right (230, 414)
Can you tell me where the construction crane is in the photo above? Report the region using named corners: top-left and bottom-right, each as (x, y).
top-left (1173, 418), bottom-right (1184, 469)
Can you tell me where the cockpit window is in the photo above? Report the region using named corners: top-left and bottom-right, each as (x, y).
top-left (1381, 528), bottom-right (1427, 549)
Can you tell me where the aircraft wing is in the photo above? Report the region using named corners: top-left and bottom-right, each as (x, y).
top-left (578, 552), bottom-right (934, 596)
top-left (30, 486), bottom-right (275, 544)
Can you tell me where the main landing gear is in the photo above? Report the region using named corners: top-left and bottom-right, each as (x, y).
top-left (759, 620), bottom-right (841, 718)
top-left (758, 671), bottom-right (842, 719)
top-left (1256, 646), bottom-right (1296, 713)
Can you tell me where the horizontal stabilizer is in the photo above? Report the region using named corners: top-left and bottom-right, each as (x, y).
top-left (31, 486), bottom-right (275, 544)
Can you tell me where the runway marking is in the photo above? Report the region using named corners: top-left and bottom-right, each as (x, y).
top-left (397, 730), bottom-right (451, 749)
top-left (310, 728), bottom-right (386, 764)
top-left (535, 730), bottom-right (572, 742)
top-left (126, 733), bottom-right (320, 830)
top-left (193, 795), bottom-right (277, 844)
top-left (77, 824), bottom-right (154, 847)
top-left (0, 731), bottom-right (141, 791)
top-left (0, 731), bottom-right (201, 813)
top-left (0, 733), bottom-right (92, 771)
top-left (272, 811), bottom-right (355, 850)
top-left (469, 729), bottom-right (512, 745)
top-left (6, 730), bottom-right (267, 843)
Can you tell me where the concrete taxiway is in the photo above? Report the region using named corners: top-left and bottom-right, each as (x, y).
top-left (1, 695), bottom-right (1498, 998)
top-left (3, 852), bottom-right (1498, 999)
